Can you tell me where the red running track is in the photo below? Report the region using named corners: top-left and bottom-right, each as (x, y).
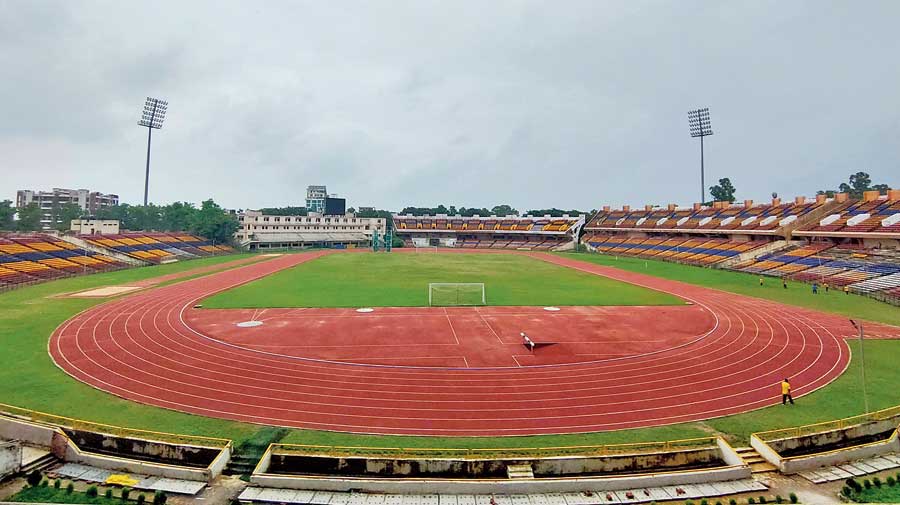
top-left (48, 251), bottom-right (899, 436)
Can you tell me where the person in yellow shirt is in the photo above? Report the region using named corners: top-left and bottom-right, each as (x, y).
top-left (781, 378), bottom-right (794, 405)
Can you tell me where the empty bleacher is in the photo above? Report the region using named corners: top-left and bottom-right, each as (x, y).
top-left (394, 214), bottom-right (585, 251)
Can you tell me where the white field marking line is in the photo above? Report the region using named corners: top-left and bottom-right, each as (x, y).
top-left (51, 250), bottom-right (852, 428)
top-left (461, 356), bottom-right (470, 368)
top-left (474, 306), bottom-right (505, 345)
top-left (443, 308), bottom-right (460, 346)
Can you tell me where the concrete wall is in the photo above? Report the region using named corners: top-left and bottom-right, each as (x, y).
top-left (266, 447), bottom-right (725, 479)
top-left (0, 416), bottom-right (59, 448)
top-left (253, 441), bottom-right (751, 494)
top-left (252, 466), bottom-right (749, 494)
top-left (63, 429), bottom-right (220, 468)
top-left (0, 442), bottom-right (21, 481)
top-left (64, 440), bottom-right (212, 482)
top-left (752, 421), bottom-right (900, 474)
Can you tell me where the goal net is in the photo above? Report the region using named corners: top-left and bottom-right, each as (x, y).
top-left (428, 283), bottom-right (486, 306)
top-left (415, 245), bottom-right (439, 253)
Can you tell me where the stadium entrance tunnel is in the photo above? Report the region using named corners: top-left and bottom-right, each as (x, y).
top-left (185, 304), bottom-right (717, 368)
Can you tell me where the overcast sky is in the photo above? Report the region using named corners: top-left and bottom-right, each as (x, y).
top-left (2, 0), bottom-right (899, 212)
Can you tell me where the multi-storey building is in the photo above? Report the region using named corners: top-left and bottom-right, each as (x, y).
top-left (305, 185), bottom-right (327, 214)
top-left (15, 188), bottom-right (119, 230)
top-left (235, 210), bottom-right (386, 250)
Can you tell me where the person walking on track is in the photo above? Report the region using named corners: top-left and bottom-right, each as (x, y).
top-left (781, 378), bottom-right (795, 405)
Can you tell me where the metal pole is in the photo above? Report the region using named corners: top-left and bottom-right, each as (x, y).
top-left (858, 323), bottom-right (869, 414)
top-left (700, 134), bottom-right (705, 205)
top-left (143, 126), bottom-right (152, 206)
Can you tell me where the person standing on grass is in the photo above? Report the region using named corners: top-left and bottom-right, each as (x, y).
top-left (844, 285), bottom-right (850, 295)
top-left (782, 378), bottom-right (794, 405)
top-left (824, 282), bottom-right (829, 293)
top-left (759, 277), bottom-right (764, 287)
top-left (812, 282), bottom-right (818, 295)
top-left (783, 278), bottom-right (788, 289)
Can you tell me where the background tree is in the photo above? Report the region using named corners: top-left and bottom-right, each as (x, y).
top-left (160, 202), bottom-right (195, 231)
top-left (16, 203), bottom-right (42, 231)
top-left (52, 203), bottom-right (85, 232)
top-left (709, 177), bottom-right (737, 202)
top-left (490, 204), bottom-right (519, 216)
top-left (0, 200), bottom-right (15, 230)
top-left (189, 199), bottom-right (239, 244)
top-left (818, 171), bottom-right (892, 198)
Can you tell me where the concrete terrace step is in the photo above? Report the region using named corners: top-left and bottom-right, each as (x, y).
top-left (734, 447), bottom-right (777, 474)
top-left (506, 464), bottom-right (534, 479)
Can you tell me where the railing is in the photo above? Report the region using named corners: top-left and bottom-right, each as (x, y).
top-left (269, 437), bottom-right (719, 460)
top-left (0, 402), bottom-right (231, 449)
top-left (754, 404), bottom-right (900, 442)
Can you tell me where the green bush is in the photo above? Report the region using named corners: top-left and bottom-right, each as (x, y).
top-left (137, 494), bottom-right (146, 505)
top-left (53, 479), bottom-right (61, 489)
top-left (842, 486), bottom-right (853, 497)
top-left (730, 500), bottom-right (738, 505)
top-left (122, 487), bottom-right (131, 501)
top-left (65, 482), bottom-right (74, 494)
top-left (105, 488), bottom-right (113, 499)
top-left (25, 470), bottom-right (42, 487)
top-left (701, 500), bottom-right (708, 505)
top-left (759, 497), bottom-right (767, 504)
top-left (864, 478), bottom-right (872, 489)
top-left (874, 477), bottom-right (883, 487)
top-left (153, 489), bottom-right (168, 505)
top-left (775, 495), bottom-right (783, 504)
top-left (748, 499), bottom-right (756, 505)
top-left (888, 476), bottom-right (897, 486)
top-left (789, 492), bottom-right (798, 503)
top-left (716, 502), bottom-right (723, 505)
top-left (40, 479), bottom-right (48, 487)
top-left (86, 485), bottom-right (98, 497)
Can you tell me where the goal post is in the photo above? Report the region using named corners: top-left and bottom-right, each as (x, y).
top-left (428, 283), bottom-right (486, 306)
top-left (415, 245), bottom-right (439, 253)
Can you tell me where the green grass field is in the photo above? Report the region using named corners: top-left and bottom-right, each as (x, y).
top-left (202, 252), bottom-right (683, 308)
top-left (0, 249), bottom-right (898, 454)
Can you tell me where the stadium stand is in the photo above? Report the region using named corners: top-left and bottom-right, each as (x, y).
top-left (0, 231), bottom-right (234, 292)
top-left (582, 190), bottom-right (900, 305)
top-left (78, 232), bottom-right (233, 264)
top-left (0, 233), bottom-right (130, 290)
top-left (393, 214), bottom-right (585, 251)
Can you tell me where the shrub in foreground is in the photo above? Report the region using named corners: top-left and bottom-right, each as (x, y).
top-left (789, 492), bottom-right (798, 503)
top-left (26, 470), bottom-right (41, 487)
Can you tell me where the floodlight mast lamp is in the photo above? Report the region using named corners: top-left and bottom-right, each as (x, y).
top-left (688, 107), bottom-right (713, 205)
top-left (137, 97), bottom-right (168, 206)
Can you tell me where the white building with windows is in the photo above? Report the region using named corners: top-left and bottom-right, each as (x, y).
top-left (235, 210), bottom-right (386, 250)
top-left (16, 188), bottom-right (118, 230)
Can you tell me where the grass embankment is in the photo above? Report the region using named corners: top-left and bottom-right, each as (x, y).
top-left (1, 250), bottom-right (899, 452)
top-left (11, 484), bottom-right (126, 504)
top-left (202, 252), bottom-right (682, 308)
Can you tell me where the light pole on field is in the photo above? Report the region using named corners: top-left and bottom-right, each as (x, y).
top-left (850, 319), bottom-right (869, 414)
top-left (688, 108), bottom-right (714, 205)
top-left (137, 97), bottom-right (169, 206)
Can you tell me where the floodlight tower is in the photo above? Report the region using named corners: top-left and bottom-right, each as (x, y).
top-left (137, 97), bottom-right (168, 206)
top-left (687, 108), bottom-right (713, 204)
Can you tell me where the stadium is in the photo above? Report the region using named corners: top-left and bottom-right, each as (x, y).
top-left (4, 2), bottom-right (900, 504)
top-left (0, 187), bottom-right (899, 505)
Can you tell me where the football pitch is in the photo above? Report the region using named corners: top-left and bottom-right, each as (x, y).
top-left (201, 252), bottom-right (684, 308)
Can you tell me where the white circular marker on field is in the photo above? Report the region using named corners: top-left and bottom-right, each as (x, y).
top-left (543, 306), bottom-right (561, 312)
top-left (356, 308), bottom-right (375, 313)
top-left (236, 321), bottom-right (264, 328)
